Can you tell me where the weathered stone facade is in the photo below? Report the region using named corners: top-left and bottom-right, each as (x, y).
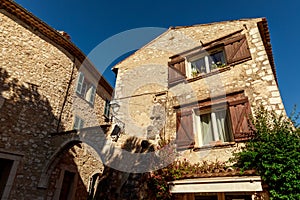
top-left (0, 1), bottom-right (112, 199)
top-left (112, 18), bottom-right (284, 199)
top-left (113, 17), bottom-right (285, 159)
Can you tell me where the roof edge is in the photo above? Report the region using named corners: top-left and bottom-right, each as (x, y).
top-left (0, 0), bottom-right (113, 94)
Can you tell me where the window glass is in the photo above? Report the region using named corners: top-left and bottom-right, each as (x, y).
top-left (198, 108), bottom-right (232, 146)
top-left (189, 50), bottom-right (226, 77)
top-left (200, 113), bottom-right (214, 145)
top-left (191, 57), bottom-right (206, 74)
top-left (215, 110), bottom-right (232, 142)
top-left (209, 51), bottom-right (226, 70)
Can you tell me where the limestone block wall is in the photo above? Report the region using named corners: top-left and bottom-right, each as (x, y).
top-left (0, 9), bottom-right (111, 199)
top-left (113, 18), bottom-right (286, 163)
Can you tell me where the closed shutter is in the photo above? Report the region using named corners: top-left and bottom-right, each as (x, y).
top-left (176, 110), bottom-right (195, 149)
top-left (224, 35), bottom-right (251, 65)
top-left (168, 56), bottom-right (186, 85)
top-left (228, 98), bottom-right (254, 142)
top-left (73, 116), bottom-right (84, 130)
top-left (76, 72), bottom-right (85, 94)
top-left (104, 99), bottom-right (110, 118)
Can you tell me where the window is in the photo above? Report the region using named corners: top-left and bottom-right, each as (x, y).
top-left (76, 72), bottom-right (85, 95)
top-left (194, 107), bottom-right (233, 146)
top-left (175, 93), bottom-right (254, 149)
top-left (104, 99), bottom-right (110, 118)
top-left (189, 50), bottom-right (226, 77)
top-left (73, 116), bottom-right (84, 130)
top-left (75, 72), bottom-right (97, 105)
top-left (86, 85), bottom-right (96, 104)
top-left (168, 34), bottom-right (251, 85)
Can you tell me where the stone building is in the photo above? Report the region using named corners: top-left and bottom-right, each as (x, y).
top-left (0, 0), bottom-right (113, 199)
top-left (111, 18), bottom-right (285, 199)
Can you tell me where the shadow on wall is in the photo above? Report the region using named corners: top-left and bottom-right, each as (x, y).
top-left (0, 67), bottom-right (64, 141)
top-left (94, 136), bottom-right (156, 200)
top-left (0, 67), bottom-right (65, 198)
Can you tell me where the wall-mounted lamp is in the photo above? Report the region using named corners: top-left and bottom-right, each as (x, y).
top-left (110, 100), bottom-right (120, 114)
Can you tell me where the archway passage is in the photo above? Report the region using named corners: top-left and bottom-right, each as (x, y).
top-left (38, 139), bottom-right (104, 200)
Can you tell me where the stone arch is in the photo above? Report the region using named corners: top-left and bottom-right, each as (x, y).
top-left (37, 137), bottom-right (104, 189)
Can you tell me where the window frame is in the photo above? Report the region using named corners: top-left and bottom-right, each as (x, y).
top-left (73, 116), bottom-right (84, 130)
top-left (76, 72), bottom-right (85, 95)
top-left (187, 48), bottom-right (227, 78)
top-left (193, 104), bottom-right (233, 147)
top-left (103, 99), bottom-right (110, 119)
top-left (75, 72), bottom-right (97, 105)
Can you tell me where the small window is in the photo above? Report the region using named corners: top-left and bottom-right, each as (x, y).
top-left (73, 116), bottom-right (84, 130)
top-left (104, 99), bottom-right (110, 118)
top-left (76, 72), bottom-right (85, 95)
top-left (86, 85), bottom-right (96, 105)
top-left (76, 72), bottom-right (97, 105)
top-left (195, 107), bottom-right (233, 146)
top-left (190, 50), bottom-right (226, 78)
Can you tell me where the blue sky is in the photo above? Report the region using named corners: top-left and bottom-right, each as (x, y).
top-left (14, 0), bottom-right (300, 118)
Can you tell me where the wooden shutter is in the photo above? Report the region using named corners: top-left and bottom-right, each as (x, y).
top-left (168, 56), bottom-right (186, 86)
top-left (87, 85), bottom-right (96, 104)
top-left (176, 110), bottom-right (195, 149)
top-left (224, 35), bottom-right (251, 65)
top-left (76, 72), bottom-right (85, 94)
top-left (229, 98), bottom-right (255, 142)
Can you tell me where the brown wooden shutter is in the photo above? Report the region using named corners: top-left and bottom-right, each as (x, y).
top-left (176, 110), bottom-right (195, 149)
top-left (168, 56), bottom-right (186, 86)
top-left (224, 35), bottom-right (251, 65)
top-left (229, 98), bottom-right (255, 142)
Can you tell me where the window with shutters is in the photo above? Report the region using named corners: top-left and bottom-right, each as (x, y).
top-left (194, 106), bottom-right (233, 147)
top-left (73, 116), bottom-right (84, 130)
top-left (188, 49), bottom-right (226, 78)
top-left (76, 72), bottom-right (97, 105)
top-left (175, 93), bottom-right (254, 149)
top-left (104, 99), bottom-right (110, 118)
top-left (168, 34), bottom-right (251, 85)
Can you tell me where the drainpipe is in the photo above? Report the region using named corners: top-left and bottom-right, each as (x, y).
top-left (56, 57), bottom-right (76, 133)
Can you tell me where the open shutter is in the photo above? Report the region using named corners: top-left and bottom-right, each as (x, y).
top-left (86, 85), bottom-right (96, 104)
top-left (224, 35), bottom-right (251, 65)
top-left (76, 72), bottom-right (85, 94)
top-left (229, 98), bottom-right (255, 142)
top-left (176, 110), bottom-right (195, 149)
top-left (168, 56), bottom-right (186, 86)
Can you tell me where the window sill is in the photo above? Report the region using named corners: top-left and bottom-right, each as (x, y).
top-left (193, 141), bottom-right (236, 152)
top-left (187, 66), bottom-right (231, 83)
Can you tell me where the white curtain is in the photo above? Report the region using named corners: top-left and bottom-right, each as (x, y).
top-left (200, 113), bottom-right (213, 145)
top-left (215, 110), bottom-right (230, 142)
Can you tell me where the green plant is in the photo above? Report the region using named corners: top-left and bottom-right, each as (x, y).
top-left (233, 106), bottom-right (300, 200)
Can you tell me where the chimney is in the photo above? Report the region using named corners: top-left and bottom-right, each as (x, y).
top-left (57, 30), bottom-right (71, 40)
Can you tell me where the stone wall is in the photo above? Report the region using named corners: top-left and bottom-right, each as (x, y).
top-left (46, 144), bottom-right (104, 200)
top-left (0, 8), bottom-right (111, 200)
top-left (113, 18), bottom-right (286, 163)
